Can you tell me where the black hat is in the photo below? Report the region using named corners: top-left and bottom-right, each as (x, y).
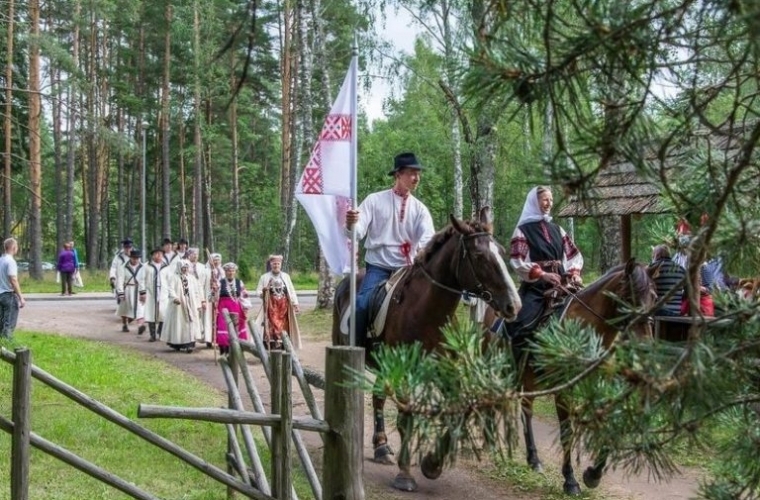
top-left (178, 238), bottom-right (189, 245)
top-left (161, 237), bottom-right (173, 245)
top-left (150, 247), bottom-right (163, 255)
top-left (121, 238), bottom-right (133, 246)
top-left (388, 152), bottom-right (424, 176)
top-left (129, 249), bottom-right (142, 259)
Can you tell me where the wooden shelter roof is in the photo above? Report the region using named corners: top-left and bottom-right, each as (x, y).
top-left (556, 162), bottom-right (668, 217)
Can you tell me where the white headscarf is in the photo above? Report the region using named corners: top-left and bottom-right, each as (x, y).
top-left (516, 186), bottom-right (553, 226)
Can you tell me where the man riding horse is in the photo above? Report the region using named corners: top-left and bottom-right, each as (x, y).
top-left (345, 152), bottom-right (435, 347)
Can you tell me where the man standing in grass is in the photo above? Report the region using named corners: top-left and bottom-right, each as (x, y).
top-left (0, 238), bottom-right (25, 340)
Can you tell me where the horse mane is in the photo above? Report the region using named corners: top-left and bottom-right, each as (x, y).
top-left (416, 218), bottom-right (492, 266)
top-left (583, 261), bottom-right (651, 300)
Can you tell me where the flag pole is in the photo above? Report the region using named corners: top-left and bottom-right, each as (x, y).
top-left (349, 39), bottom-right (359, 348)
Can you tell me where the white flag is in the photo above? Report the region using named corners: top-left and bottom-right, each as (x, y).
top-left (295, 57), bottom-right (357, 275)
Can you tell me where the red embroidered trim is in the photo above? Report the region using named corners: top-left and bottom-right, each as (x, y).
top-left (393, 188), bottom-right (409, 223)
top-left (540, 221), bottom-right (551, 242)
top-left (528, 265), bottom-right (544, 280)
top-left (400, 241), bottom-right (413, 265)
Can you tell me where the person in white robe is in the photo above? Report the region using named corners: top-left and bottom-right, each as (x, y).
top-left (109, 238), bottom-right (134, 306)
top-left (143, 247), bottom-right (170, 342)
top-left (115, 249), bottom-right (146, 333)
top-left (163, 259), bottom-right (204, 353)
top-left (185, 248), bottom-right (213, 347)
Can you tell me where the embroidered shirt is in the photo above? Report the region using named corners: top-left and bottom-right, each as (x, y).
top-left (347, 189), bottom-right (435, 269)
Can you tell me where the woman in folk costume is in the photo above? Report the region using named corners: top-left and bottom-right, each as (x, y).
top-left (506, 186), bottom-right (584, 361)
top-left (255, 254), bottom-right (301, 350)
top-left (143, 247), bottom-right (169, 342)
top-left (115, 249), bottom-right (147, 333)
top-left (163, 259), bottom-right (204, 353)
top-left (216, 262), bottom-right (250, 355)
top-left (205, 252), bottom-right (223, 348)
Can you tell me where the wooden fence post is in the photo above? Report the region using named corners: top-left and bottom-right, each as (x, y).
top-left (226, 311), bottom-right (240, 500)
top-left (271, 351), bottom-right (293, 500)
top-left (11, 347), bottom-right (32, 500)
top-left (323, 346), bottom-right (365, 500)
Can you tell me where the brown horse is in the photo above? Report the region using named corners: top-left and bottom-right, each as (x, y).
top-left (332, 207), bottom-right (522, 492)
top-left (475, 259), bottom-right (658, 495)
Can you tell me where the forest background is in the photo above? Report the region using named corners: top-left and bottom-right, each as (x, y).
top-left (2, 0), bottom-right (759, 302)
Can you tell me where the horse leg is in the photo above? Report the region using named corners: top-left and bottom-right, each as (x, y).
top-left (522, 397), bottom-right (544, 473)
top-left (371, 394), bottom-right (395, 465)
top-left (392, 409), bottom-right (418, 491)
top-left (582, 450), bottom-right (608, 489)
top-left (556, 395), bottom-right (581, 495)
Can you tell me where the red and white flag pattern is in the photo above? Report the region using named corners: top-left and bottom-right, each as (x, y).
top-left (295, 58), bottom-right (356, 275)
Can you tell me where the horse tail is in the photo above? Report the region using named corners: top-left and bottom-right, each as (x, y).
top-left (331, 270), bottom-right (365, 346)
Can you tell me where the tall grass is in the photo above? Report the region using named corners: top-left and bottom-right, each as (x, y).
top-left (0, 332), bottom-right (312, 499)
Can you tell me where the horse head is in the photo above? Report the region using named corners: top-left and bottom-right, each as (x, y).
top-left (572, 258), bottom-right (657, 342)
top-left (447, 207), bottom-right (521, 321)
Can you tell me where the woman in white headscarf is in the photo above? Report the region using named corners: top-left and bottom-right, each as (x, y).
top-left (163, 259), bottom-right (204, 353)
top-left (215, 262), bottom-right (250, 355)
top-left (506, 186), bottom-right (584, 344)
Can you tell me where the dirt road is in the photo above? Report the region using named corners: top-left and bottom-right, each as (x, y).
top-left (18, 295), bottom-right (702, 499)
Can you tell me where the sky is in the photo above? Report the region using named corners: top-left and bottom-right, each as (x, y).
top-left (362, 7), bottom-right (418, 123)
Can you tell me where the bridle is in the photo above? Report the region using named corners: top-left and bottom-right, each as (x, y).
top-left (418, 231), bottom-right (498, 305)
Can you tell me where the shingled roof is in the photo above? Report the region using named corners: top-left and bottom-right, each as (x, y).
top-left (557, 121), bottom-right (756, 218)
top-left (556, 161), bottom-right (668, 217)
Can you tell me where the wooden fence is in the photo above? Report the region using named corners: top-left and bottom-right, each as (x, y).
top-left (2, 326), bottom-right (365, 500)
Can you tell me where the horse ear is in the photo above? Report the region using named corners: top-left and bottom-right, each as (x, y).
top-left (449, 213), bottom-right (466, 233)
top-left (625, 258), bottom-right (636, 275)
top-left (478, 206), bottom-right (494, 233)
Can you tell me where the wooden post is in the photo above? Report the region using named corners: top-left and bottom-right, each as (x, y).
top-left (11, 347), bottom-right (31, 500)
top-left (323, 346), bottom-right (365, 500)
top-left (621, 214), bottom-right (632, 264)
top-left (225, 309), bottom-right (240, 500)
top-left (271, 351), bottom-right (293, 500)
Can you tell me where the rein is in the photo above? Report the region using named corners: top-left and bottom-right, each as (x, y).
top-left (559, 276), bottom-right (650, 331)
top-left (417, 231), bottom-right (494, 303)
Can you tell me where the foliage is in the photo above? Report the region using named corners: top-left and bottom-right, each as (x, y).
top-left (367, 305), bottom-right (760, 498)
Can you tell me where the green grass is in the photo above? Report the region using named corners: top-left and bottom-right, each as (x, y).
top-left (20, 269), bottom-right (113, 293)
top-left (0, 332), bottom-right (312, 499)
top-left (21, 269), bottom-right (321, 294)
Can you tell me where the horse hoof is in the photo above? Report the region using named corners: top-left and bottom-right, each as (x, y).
top-left (392, 473), bottom-right (418, 492)
top-left (420, 453), bottom-right (443, 480)
top-left (528, 460), bottom-right (544, 474)
top-left (583, 467), bottom-right (601, 489)
top-left (373, 444), bottom-right (396, 465)
top-left (563, 482), bottom-right (582, 496)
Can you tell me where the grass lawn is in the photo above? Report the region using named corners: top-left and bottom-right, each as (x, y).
top-left (0, 332), bottom-right (312, 500)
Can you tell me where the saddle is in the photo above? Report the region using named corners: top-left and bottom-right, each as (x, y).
top-left (340, 268), bottom-right (409, 338)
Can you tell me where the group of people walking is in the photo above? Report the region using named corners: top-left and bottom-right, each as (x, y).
top-left (107, 237), bottom-right (301, 355)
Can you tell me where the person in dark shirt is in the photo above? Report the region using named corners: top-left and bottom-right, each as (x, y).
top-left (650, 244), bottom-right (686, 316)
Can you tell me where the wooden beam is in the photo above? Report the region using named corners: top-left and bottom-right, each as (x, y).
top-left (621, 214), bottom-right (632, 263)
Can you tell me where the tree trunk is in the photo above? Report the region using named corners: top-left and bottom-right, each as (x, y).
top-left (3, 0), bottom-right (15, 236)
top-left (230, 51), bottom-right (240, 262)
top-left (192, 0), bottom-right (204, 249)
top-left (280, 0), bottom-right (294, 210)
top-left (28, 0), bottom-right (43, 279)
top-left (311, 0), bottom-right (333, 309)
top-left (178, 102), bottom-right (188, 240)
top-left (117, 108), bottom-right (125, 242)
top-left (161, 2), bottom-right (173, 239)
top-left (440, 0), bottom-right (463, 218)
top-left (283, 0), bottom-right (309, 267)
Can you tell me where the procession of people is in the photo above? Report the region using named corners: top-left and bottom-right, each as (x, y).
top-left (105, 235), bottom-right (302, 357)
